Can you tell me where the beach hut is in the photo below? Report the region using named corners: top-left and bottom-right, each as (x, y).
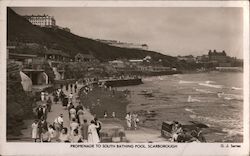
top-left (20, 71), bottom-right (32, 91)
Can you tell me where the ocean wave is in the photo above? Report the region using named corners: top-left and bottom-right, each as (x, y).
top-left (185, 108), bottom-right (196, 114)
top-left (195, 88), bottom-right (215, 94)
top-left (205, 80), bottom-right (216, 84)
top-left (222, 128), bottom-right (243, 136)
top-left (231, 87), bottom-right (243, 90)
top-left (179, 80), bottom-right (197, 84)
top-left (187, 95), bottom-right (201, 102)
top-left (199, 83), bottom-right (223, 89)
top-left (191, 115), bottom-right (243, 136)
top-left (217, 92), bottom-right (243, 101)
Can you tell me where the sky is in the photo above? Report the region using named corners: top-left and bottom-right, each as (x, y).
top-left (12, 7), bottom-right (243, 58)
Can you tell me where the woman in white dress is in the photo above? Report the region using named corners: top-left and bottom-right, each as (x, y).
top-left (125, 113), bottom-right (132, 130)
top-left (41, 92), bottom-right (45, 101)
top-left (70, 118), bottom-right (79, 136)
top-left (88, 120), bottom-right (100, 143)
top-left (31, 120), bottom-right (39, 142)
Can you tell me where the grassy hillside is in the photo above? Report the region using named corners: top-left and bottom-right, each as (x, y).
top-left (7, 8), bottom-right (178, 66)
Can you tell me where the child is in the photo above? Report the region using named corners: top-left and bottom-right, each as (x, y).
top-left (31, 120), bottom-right (39, 142)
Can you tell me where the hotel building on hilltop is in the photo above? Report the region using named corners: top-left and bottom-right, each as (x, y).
top-left (24, 15), bottom-right (56, 27)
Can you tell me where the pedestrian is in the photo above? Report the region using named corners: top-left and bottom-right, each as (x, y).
top-left (36, 105), bottom-right (43, 119)
top-left (71, 129), bottom-right (82, 143)
top-left (38, 118), bottom-right (48, 139)
top-left (62, 96), bottom-right (68, 108)
top-left (88, 120), bottom-right (100, 143)
top-left (75, 105), bottom-right (82, 115)
top-left (48, 125), bottom-right (55, 142)
top-left (74, 83), bottom-right (77, 93)
top-left (70, 118), bottom-right (79, 136)
top-left (59, 127), bottom-right (70, 142)
top-left (41, 91), bottom-right (45, 101)
top-left (125, 113), bottom-right (132, 130)
top-left (69, 92), bottom-right (73, 103)
top-left (45, 91), bottom-right (49, 101)
top-left (80, 119), bottom-right (89, 142)
top-left (70, 84), bottom-right (73, 92)
top-left (42, 104), bottom-right (48, 120)
top-left (53, 114), bottom-right (64, 137)
top-left (131, 113), bottom-right (138, 130)
top-left (46, 97), bottom-right (52, 112)
top-left (94, 118), bottom-right (102, 138)
top-left (77, 107), bottom-right (84, 125)
top-left (103, 111), bottom-right (108, 118)
top-left (111, 112), bottom-right (116, 118)
top-left (31, 120), bottom-right (39, 142)
top-left (53, 91), bottom-right (59, 104)
top-left (69, 106), bottom-right (76, 121)
top-left (65, 83), bottom-right (69, 91)
top-left (41, 128), bottom-right (50, 142)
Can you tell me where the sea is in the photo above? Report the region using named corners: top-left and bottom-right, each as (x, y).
top-left (118, 72), bottom-right (243, 142)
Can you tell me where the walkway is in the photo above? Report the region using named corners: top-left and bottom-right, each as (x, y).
top-left (46, 84), bottom-right (94, 128)
top-left (11, 84), bottom-right (94, 142)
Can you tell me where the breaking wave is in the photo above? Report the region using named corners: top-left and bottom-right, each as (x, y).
top-left (195, 88), bottom-right (215, 94)
top-left (199, 83), bottom-right (223, 89)
top-left (231, 87), bottom-right (243, 90)
top-left (179, 80), bottom-right (197, 84)
top-left (185, 108), bottom-right (196, 114)
top-left (217, 93), bottom-right (243, 101)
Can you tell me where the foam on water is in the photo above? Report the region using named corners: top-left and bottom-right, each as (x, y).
top-left (231, 87), bottom-right (243, 90)
top-left (187, 95), bottom-right (201, 102)
top-left (195, 88), bottom-right (215, 94)
top-left (217, 92), bottom-right (243, 101)
top-left (222, 128), bottom-right (243, 136)
top-left (185, 108), bottom-right (196, 114)
top-left (205, 80), bottom-right (216, 84)
top-left (199, 83), bottom-right (223, 89)
top-left (179, 80), bottom-right (198, 84)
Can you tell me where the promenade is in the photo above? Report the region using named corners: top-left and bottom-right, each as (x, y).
top-left (14, 84), bottom-right (94, 142)
top-left (46, 84), bottom-right (94, 129)
top-left (11, 82), bottom-right (167, 143)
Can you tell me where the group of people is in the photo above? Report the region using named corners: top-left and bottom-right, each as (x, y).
top-left (32, 92), bottom-right (54, 142)
top-left (52, 114), bottom-right (102, 143)
top-left (170, 121), bottom-right (206, 143)
top-left (31, 82), bottom-right (103, 143)
top-left (125, 112), bottom-right (139, 130)
top-left (63, 82), bottom-right (78, 93)
top-left (31, 117), bottom-right (56, 142)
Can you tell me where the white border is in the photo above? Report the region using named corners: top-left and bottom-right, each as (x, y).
top-left (0, 1), bottom-right (249, 156)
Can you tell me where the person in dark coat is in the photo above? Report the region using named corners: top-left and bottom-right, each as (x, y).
top-left (38, 118), bottom-right (48, 139)
top-left (74, 84), bottom-right (77, 93)
top-left (36, 105), bottom-right (43, 119)
top-left (46, 97), bottom-right (52, 112)
top-left (70, 84), bottom-right (73, 92)
top-left (80, 119), bottom-right (89, 142)
top-left (65, 83), bottom-right (69, 91)
top-left (94, 118), bottom-right (102, 138)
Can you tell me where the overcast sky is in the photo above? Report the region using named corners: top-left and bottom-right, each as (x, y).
top-left (12, 7), bottom-right (243, 58)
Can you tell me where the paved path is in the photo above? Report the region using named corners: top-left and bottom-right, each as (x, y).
top-left (47, 84), bottom-right (94, 128)
top-left (11, 84), bottom-right (94, 142)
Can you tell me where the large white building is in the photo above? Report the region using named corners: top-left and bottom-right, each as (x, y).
top-left (24, 15), bottom-right (56, 27)
top-left (96, 39), bottom-right (149, 50)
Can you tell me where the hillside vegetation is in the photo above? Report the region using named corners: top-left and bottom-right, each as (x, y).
top-left (7, 8), bottom-right (178, 67)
